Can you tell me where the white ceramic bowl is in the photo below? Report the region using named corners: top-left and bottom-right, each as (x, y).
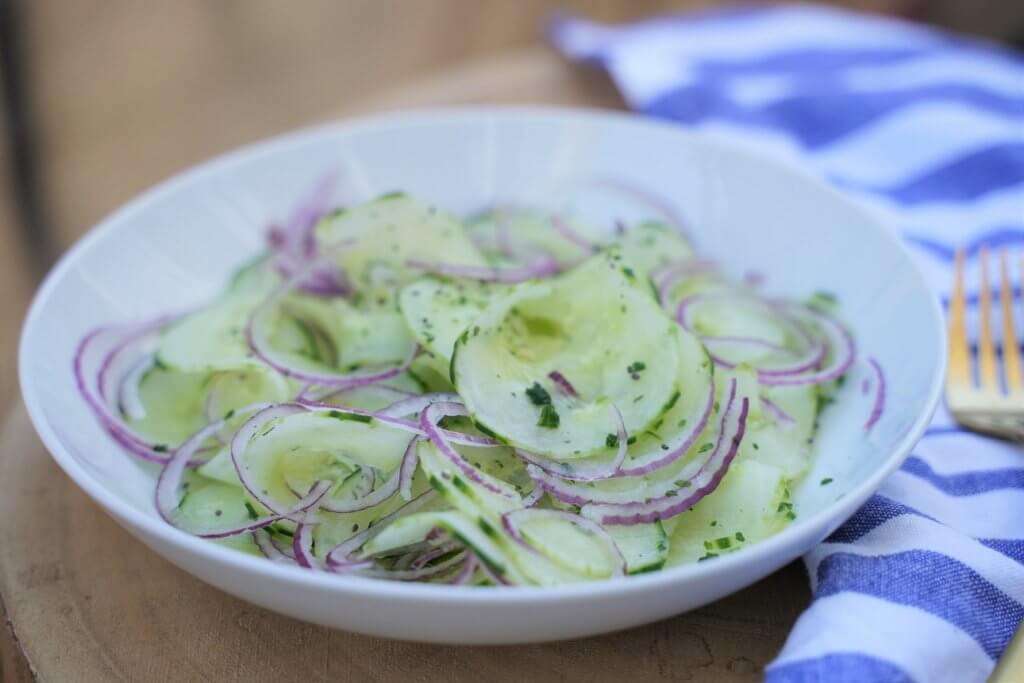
top-left (20, 107), bottom-right (944, 644)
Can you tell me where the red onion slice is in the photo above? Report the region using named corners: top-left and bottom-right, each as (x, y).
top-left (676, 294), bottom-right (852, 385)
top-left (547, 370), bottom-right (579, 399)
top-left (247, 247), bottom-right (415, 389)
top-left (420, 402), bottom-right (519, 498)
top-left (522, 374), bottom-right (715, 482)
top-left (757, 305), bottom-right (856, 386)
top-left (230, 402), bottom-right (424, 515)
top-left (248, 292), bottom-right (418, 387)
top-left (293, 514), bottom-right (321, 569)
top-left (319, 436), bottom-right (419, 514)
top-left (501, 509), bottom-right (626, 576)
top-left (676, 294), bottom-right (825, 376)
top-left (652, 259), bottom-right (718, 307)
top-left (760, 396), bottom-right (796, 430)
top-left (410, 541), bottom-right (461, 570)
top-left (359, 550), bottom-right (469, 582)
top-left (76, 324), bottom-right (203, 466)
top-left (451, 555), bottom-right (478, 585)
top-left (377, 393), bottom-right (462, 418)
top-left (530, 379), bottom-right (736, 506)
top-left (229, 403), bottom-right (308, 515)
top-left (864, 357), bottom-right (886, 432)
top-left (582, 390), bottom-right (749, 525)
top-left (254, 530), bottom-right (296, 563)
top-left (522, 487), bottom-right (545, 507)
top-left (514, 404), bottom-right (627, 482)
top-left (267, 172), bottom-right (352, 297)
top-left (295, 396), bottom-right (498, 448)
top-left (155, 402), bottom-right (332, 539)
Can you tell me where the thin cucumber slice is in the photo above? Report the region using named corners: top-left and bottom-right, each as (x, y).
top-left (510, 512), bottom-right (621, 579)
top-left (174, 477), bottom-right (258, 558)
top-left (466, 209), bottom-right (604, 265)
top-left (239, 410), bottom-right (412, 511)
top-left (613, 221), bottom-right (693, 275)
top-left (665, 459), bottom-right (790, 566)
top-left (741, 383), bottom-right (818, 480)
top-left (398, 276), bottom-right (506, 362)
top-left (604, 521), bottom-right (669, 574)
top-left (125, 367), bottom-right (208, 445)
top-left (315, 194), bottom-right (487, 304)
top-left (453, 250), bottom-right (682, 458)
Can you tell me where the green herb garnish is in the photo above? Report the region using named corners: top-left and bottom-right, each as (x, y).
top-left (525, 382), bottom-right (552, 406)
top-left (537, 404), bottom-right (560, 429)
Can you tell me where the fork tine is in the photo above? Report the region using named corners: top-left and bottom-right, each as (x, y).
top-left (978, 246), bottom-right (999, 391)
top-left (1001, 248), bottom-right (1022, 394)
top-left (947, 248), bottom-right (972, 390)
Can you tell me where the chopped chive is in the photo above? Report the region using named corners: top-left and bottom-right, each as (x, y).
top-left (820, 477), bottom-right (834, 486)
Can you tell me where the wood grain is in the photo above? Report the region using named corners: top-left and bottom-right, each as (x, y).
top-left (0, 404), bottom-right (807, 683)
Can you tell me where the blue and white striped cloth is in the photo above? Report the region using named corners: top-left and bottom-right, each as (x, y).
top-left (551, 6), bottom-right (1024, 682)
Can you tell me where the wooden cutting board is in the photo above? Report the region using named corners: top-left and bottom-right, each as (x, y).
top-left (0, 47), bottom-right (809, 683)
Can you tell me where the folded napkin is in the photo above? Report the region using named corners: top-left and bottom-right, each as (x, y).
top-left (551, 6), bottom-right (1024, 682)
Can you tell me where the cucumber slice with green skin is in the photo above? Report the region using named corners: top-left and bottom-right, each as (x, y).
top-left (604, 521), bottom-right (669, 574)
top-left (665, 459), bottom-right (790, 566)
top-left (314, 194), bottom-right (487, 305)
top-left (398, 276), bottom-right (506, 363)
top-left (453, 251), bottom-right (682, 459)
top-left (613, 222), bottom-right (693, 275)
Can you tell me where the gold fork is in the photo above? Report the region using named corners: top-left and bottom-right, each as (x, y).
top-left (946, 247), bottom-right (1024, 442)
top-left (949, 247), bottom-right (1024, 682)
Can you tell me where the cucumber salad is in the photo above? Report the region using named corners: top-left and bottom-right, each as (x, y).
top-left (75, 179), bottom-right (884, 586)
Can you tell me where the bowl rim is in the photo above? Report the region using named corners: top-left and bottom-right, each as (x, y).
top-left (19, 105), bottom-right (946, 606)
